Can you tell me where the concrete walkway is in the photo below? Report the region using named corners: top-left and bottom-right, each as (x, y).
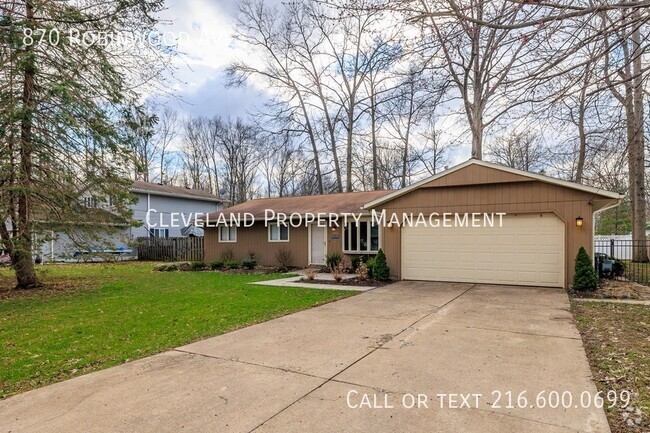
top-left (0, 282), bottom-right (609, 433)
top-left (249, 273), bottom-right (375, 291)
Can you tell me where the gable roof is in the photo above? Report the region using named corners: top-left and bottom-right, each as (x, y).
top-left (207, 190), bottom-right (394, 219)
top-left (131, 181), bottom-right (226, 203)
top-left (363, 159), bottom-right (623, 210)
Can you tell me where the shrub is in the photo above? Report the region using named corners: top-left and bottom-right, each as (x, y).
top-left (349, 254), bottom-right (371, 271)
top-left (573, 247), bottom-right (598, 291)
top-left (153, 263), bottom-right (178, 272)
top-left (248, 250), bottom-right (256, 260)
top-left (304, 268), bottom-right (318, 281)
top-left (220, 248), bottom-right (235, 262)
top-left (154, 263), bottom-right (171, 272)
top-left (190, 261), bottom-right (206, 270)
top-left (331, 262), bottom-right (345, 282)
top-left (241, 259), bottom-right (257, 270)
top-left (275, 247), bottom-right (292, 271)
top-left (372, 249), bottom-right (390, 281)
top-left (177, 262), bottom-right (192, 271)
top-left (325, 252), bottom-right (342, 269)
top-left (357, 260), bottom-right (369, 281)
top-left (225, 260), bottom-right (239, 269)
top-left (366, 257), bottom-right (376, 278)
top-left (209, 260), bottom-right (224, 270)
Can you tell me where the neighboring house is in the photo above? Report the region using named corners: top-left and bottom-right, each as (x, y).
top-left (36, 181), bottom-right (226, 262)
top-left (129, 181), bottom-right (227, 238)
top-left (204, 159), bottom-right (622, 289)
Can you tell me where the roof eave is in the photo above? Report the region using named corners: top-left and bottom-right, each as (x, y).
top-left (130, 188), bottom-right (226, 203)
top-left (363, 159), bottom-right (623, 209)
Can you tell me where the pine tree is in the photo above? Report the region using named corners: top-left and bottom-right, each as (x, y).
top-left (372, 249), bottom-right (390, 281)
top-left (573, 247), bottom-right (599, 291)
top-left (0, 0), bottom-right (169, 288)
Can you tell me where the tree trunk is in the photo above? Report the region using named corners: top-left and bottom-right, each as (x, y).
top-left (470, 121), bottom-right (483, 160)
top-left (14, 0), bottom-right (41, 289)
top-left (629, 13), bottom-right (648, 262)
top-left (296, 91), bottom-right (324, 194)
top-left (370, 90), bottom-right (378, 191)
top-left (346, 100), bottom-right (354, 192)
top-left (575, 76), bottom-right (588, 183)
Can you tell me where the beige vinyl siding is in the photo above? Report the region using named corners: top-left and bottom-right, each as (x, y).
top-left (205, 222), bottom-right (309, 268)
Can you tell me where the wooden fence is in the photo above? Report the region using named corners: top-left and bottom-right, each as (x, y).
top-left (136, 237), bottom-right (204, 262)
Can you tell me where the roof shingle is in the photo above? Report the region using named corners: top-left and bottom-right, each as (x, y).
top-left (207, 190), bottom-right (393, 219)
top-left (131, 181), bottom-right (224, 202)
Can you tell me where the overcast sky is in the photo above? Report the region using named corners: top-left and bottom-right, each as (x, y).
top-left (152, 0), bottom-right (270, 120)
top-left (150, 0), bottom-right (481, 166)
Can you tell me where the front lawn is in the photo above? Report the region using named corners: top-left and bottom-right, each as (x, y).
top-left (572, 301), bottom-right (650, 432)
top-left (0, 262), bottom-right (354, 399)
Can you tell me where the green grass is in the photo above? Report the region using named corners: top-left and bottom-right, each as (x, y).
top-left (572, 301), bottom-right (650, 432)
top-left (0, 262), bottom-right (354, 399)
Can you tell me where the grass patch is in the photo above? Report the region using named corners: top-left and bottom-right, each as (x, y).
top-left (572, 301), bottom-right (650, 432)
top-left (0, 262), bottom-right (354, 399)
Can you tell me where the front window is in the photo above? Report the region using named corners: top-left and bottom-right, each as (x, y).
top-left (343, 220), bottom-right (379, 253)
top-left (219, 226), bottom-right (237, 242)
top-left (268, 224), bottom-right (289, 242)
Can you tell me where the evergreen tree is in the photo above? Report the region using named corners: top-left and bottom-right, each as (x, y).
top-left (372, 249), bottom-right (390, 281)
top-left (0, 0), bottom-right (169, 288)
top-left (573, 247), bottom-right (599, 291)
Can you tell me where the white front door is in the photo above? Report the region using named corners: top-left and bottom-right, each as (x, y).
top-left (310, 225), bottom-right (327, 265)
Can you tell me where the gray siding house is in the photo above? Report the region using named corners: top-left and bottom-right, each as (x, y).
top-left (36, 181), bottom-right (226, 262)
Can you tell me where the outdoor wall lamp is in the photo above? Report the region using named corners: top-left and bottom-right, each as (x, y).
top-left (576, 216), bottom-right (584, 227)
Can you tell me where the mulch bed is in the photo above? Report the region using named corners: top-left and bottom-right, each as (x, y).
top-left (572, 279), bottom-right (650, 301)
top-left (299, 277), bottom-right (390, 287)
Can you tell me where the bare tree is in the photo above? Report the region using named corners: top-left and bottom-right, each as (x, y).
top-left (486, 130), bottom-right (548, 172)
top-left (227, 0), bottom-right (325, 194)
top-left (417, 122), bottom-right (458, 175)
top-left (602, 9), bottom-right (649, 261)
top-left (315, 3), bottom-right (387, 191)
top-left (123, 105), bottom-right (159, 182)
top-left (153, 107), bottom-right (180, 185)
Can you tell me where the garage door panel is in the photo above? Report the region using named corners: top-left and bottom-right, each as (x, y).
top-left (401, 214), bottom-right (565, 288)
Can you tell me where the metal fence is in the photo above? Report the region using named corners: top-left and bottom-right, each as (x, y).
top-left (136, 237), bottom-right (204, 262)
top-left (594, 238), bottom-right (650, 286)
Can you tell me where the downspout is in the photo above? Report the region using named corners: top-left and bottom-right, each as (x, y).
top-left (592, 196), bottom-right (624, 258)
top-left (147, 193), bottom-right (151, 237)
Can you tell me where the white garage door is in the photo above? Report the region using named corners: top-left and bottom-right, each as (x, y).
top-left (401, 213), bottom-right (565, 287)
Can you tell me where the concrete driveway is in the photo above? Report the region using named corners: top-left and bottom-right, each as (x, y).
top-left (0, 282), bottom-right (609, 433)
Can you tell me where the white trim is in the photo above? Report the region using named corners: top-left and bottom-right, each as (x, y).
top-left (268, 224), bottom-right (290, 242)
top-left (218, 226), bottom-right (237, 243)
top-left (308, 224), bottom-right (328, 265)
top-left (363, 159), bottom-right (623, 209)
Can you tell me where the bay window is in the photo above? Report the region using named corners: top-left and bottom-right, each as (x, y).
top-left (343, 220), bottom-right (379, 253)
